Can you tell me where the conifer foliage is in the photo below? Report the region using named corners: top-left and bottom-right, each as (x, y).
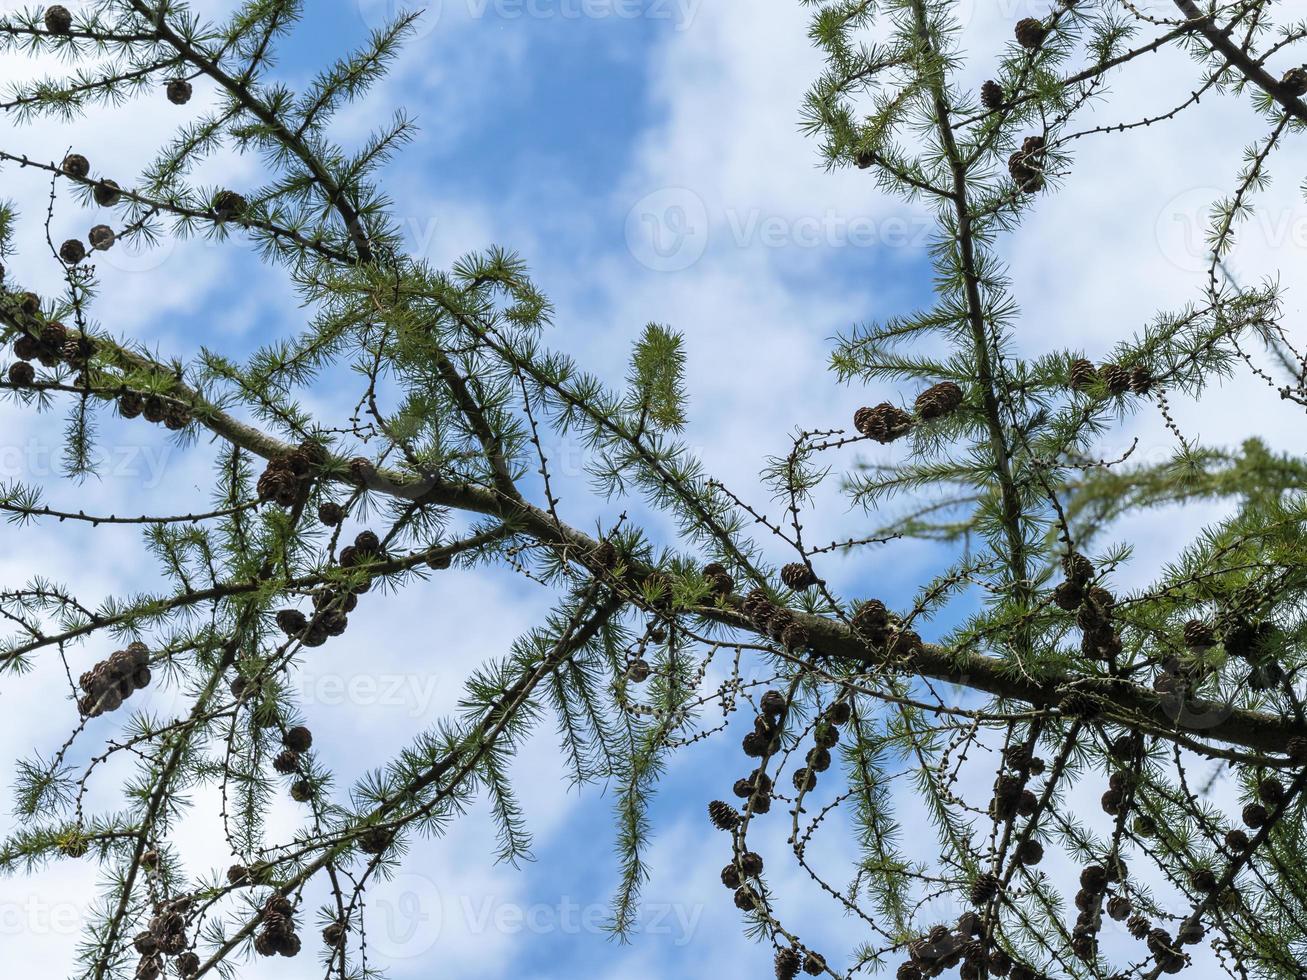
top-left (1, 2), bottom-right (1307, 978)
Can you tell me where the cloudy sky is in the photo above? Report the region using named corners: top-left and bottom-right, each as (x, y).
top-left (2, 0), bottom-right (1306, 977)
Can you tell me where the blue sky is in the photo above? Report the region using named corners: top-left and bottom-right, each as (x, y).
top-left (4, 1), bottom-right (1307, 978)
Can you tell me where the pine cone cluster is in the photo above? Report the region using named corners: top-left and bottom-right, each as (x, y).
top-left (991, 774), bottom-right (1037, 822)
top-left (780, 562), bottom-right (817, 591)
top-left (253, 893), bottom-right (301, 958)
top-left (1014, 17), bottom-right (1048, 49)
top-left (256, 442), bottom-right (322, 508)
top-left (167, 79), bottom-right (193, 105)
top-left (133, 897), bottom-right (193, 980)
top-left (914, 381), bottom-right (964, 422)
top-left (742, 589), bottom-right (809, 650)
top-left (78, 642), bottom-right (151, 717)
top-left (120, 391), bottom-right (192, 430)
top-left (1008, 135), bottom-right (1046, 194)
top-left (44, 5), bottom-right (73, 33)
top-left (1067, 358), bottom-right (1153, 395)
top-left (853, 402), bottom-right (913, 443)
top-left (11, 320), bottom-right (90, 375)
top-left (980, 80), bottom-right (1004, 111)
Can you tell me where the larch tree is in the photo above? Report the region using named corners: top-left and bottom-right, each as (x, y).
top-left (1, 1), bottom-right (1306, 978)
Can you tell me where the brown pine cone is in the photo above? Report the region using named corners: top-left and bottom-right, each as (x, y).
top-left (60, 238), bottom-right (87, 265)
top-left (1282, 67), bottom-right (1307, 97)
top-left (1099, 363), bottom-right (1130, 395)
top-left (1189, 868), bottom-right (1218, 893)
top-left (283, 726), bottom-right (312, 753)
top-left (8, 361), bottom-right (35, 386)
top-left (323, 921), bottom-right (347, 947)
top-left (89, 224), bottom-right (116, 251)
top-left (1052, 581), bottom-right (1083, 611)
top-left (45, 5), bottom-right (74, 33)
top-left (1183, 619), bottom-right (1215, 649)
top-left (775, 948), bottom-right (802, 980)
top-left (1068, 358), bottom-right (1097, 390)
top-left (914, 381), bottom-right (964, 421)
top-left (227, 864), bottom-right (251, 885)
top-left (275, 608), bottom-right (308, 637)
top-left (119, 392), bottom-right (145, 419)
top-left (13, 333), bottom-right (39, 361)
top-left (793, 767), bottom-right (816, 792)
top-left (316, 501), bottom-right (344, 526)
top-left (780, 562), bottom-right (817, 591)
top-left (61, 335), bottom-right (95, 367)
top-left (273, 750), bottom-right (300, 774)
top-left (61, 152), bottom-right (89, 178)
top-left (1129, 366), bottom-right (1154, 395)
top-left (1224, 829), bottom-right (1250, 853)
top-left (1258, 776), bottom-right (1286, 807)
top-left (802, 952), bottom-right (826, 976)
top-left (760, 690), bottom-right (787, 718)
top-left (780, 621), bottom-right (809, 651)
top-left (1014, 17), bottom-right (1048, 49)
top-left (981, 80), bottom-right (1005, 111)
top-left (851, 599), bottom-right (890, 633)
top-left (708, 800), bottom-right (740, 831)
top-left (290, 779), bottom-right (313, 802)
top-left (626, 658), bottom-right (651, 683)
top-left (1127, 914), bottom-right (1151, 940)
top-left (93, 179), bottom-right (122, 207)
top-left (167, 79), bottom-right (193, 105)
top-left (142, 396), bottom-right (168, 424)
top-left (1242, 802), bottom-right (1269, 828)
top-left (358, 825), bottom-right (392, 857)
top-left (969, 872), bottom-right (1000, 906)
top-left (1107, 895), bottom-right (1132, 921)
top-left (1287, 735), bottom-right (1307, 764)
top-left (213, 190), bottom-right (248, 221)
top-left (720, 863), bottom-right (742, 889)
top-left (854, 402), bottom-right (914, 443)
